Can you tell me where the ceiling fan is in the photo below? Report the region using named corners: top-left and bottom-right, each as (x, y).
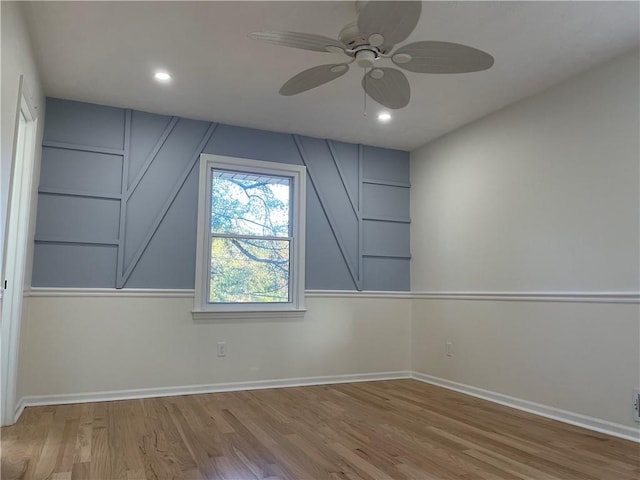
top-left (249, 1), bottom-right (494, 110)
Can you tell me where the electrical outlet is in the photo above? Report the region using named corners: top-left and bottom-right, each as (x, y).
top-left (446, 342), bottom-right (453, 357)
top-left (634, 389), bottom-right (640, 423)
top-left (217, 342), bottom-right (226, 357)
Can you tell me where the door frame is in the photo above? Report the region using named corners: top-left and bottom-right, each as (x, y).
top-left (1, 76), bottom-right (38, 426)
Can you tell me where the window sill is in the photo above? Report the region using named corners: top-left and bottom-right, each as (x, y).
top-left (191, 309), bottom-right (306, 322)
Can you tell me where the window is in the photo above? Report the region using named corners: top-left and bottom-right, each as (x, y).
top-left (193, 154), bottom-right (306, 319)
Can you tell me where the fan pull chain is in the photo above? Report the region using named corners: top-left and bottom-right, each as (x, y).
top-left (363, 67), bottom-right (369, 117)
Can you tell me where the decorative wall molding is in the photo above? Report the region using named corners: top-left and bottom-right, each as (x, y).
top-left (294, 135), bottom-right (362, 290)
top-left (25, 288), bottom-right (196, 298)
top-left (118, 122), bottom-right (218, 288)
top-left (306, 290), bottom-right (413, 299)
top-left (42, 140), bottom-right (125, 156)
top-left (412, 372), bottom-right (640, 443)
top-left (14, 371), bottom-right (412, 418)
top-left (362, 251), bottom-right (412, 260)
top-left (357, 144), bottom-right (364, 290)
top-left (25, 288), bottom-right (638, 303)
top-left (362, 178), bottom-right (411, 188)
top-left (24, 288), bottom-right (413, 299)
top-left (38, 187), bottom-right (122, 201)
top-left (115, 109), bottom-right (132, 288)
top-left (412, 291), bottom-right (640, 304)
top-left (125, 116), bottom-right (178, 200)
top-left (362, 215), bottom-right (411, 224)
top-left (34, 236), bottom-right (119, 246)
top-left (35, 99), bottom-right (411, 290)
top-left (326, 140), bottom-right (358, 217)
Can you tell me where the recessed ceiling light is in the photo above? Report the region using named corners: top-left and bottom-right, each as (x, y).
top-left (378, 112), bottom-right (392, 122)
top-left (154, 71), bottom-right (172, 82)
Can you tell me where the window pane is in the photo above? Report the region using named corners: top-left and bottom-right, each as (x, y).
top-left (209, 237), bottom-right (290, 303)
top-left (211, 170), bottom-right (290, 237)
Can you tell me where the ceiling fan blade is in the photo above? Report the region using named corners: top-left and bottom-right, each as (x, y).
top-left (280, 64), bottom-right (350, 96)
top-left (362, 68), bottom-right (410, 110)
top-left (392, 41), bottom-right (494, 73)
top-left (357, 1), bottom-right (421, 50)
top-left (249, 31), bottom-right (346, 53)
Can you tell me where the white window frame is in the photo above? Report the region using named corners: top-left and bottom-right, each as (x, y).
top-left (193, 154), bottom-right (306, 320)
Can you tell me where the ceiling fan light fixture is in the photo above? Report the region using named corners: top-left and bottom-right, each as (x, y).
top-left (355, 49), bottom-right (376, 68)
top-left (392, 53), bottom-right (412, 64)
top-left (378, 112), bottom-right (392, 122)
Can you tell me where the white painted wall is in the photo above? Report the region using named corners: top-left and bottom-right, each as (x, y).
top-left (17, 294), bottom-right (411, 398)
top-left (1, 2), bottom-right (44, 280)
top-left (412, 299), bottom-right (639, 429)
top-left (411, 49), bottom-right (639, 293)
top-left (411, 50), bottom-right (640, 429)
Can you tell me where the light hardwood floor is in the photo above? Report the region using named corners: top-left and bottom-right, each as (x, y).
top-left (1, 380), bottom-right (638, 479)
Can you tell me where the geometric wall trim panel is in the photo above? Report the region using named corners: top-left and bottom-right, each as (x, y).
top-left (33, 98), bottom-right (411, 290)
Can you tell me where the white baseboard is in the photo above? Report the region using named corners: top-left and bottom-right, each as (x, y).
top-left (14, 398), bottom-right (27, 424)
top-left (14, 371), bottom-right (411, 414)
top-left (14, 370), bottom-right (639, 443)
top-left (411, 372), bottom-right (640, 443)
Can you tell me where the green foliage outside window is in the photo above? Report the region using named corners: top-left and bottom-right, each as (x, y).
top-left (209, 171), bottom-right (291, 303)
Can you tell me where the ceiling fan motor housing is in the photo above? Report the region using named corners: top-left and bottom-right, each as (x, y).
top-left (339, 19), bottom-right (385, 66)
top-left (355, 49), bottom-right (377, 68)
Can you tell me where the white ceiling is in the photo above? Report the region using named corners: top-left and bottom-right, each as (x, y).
top-left (23, 1), bottom-right (639, 151)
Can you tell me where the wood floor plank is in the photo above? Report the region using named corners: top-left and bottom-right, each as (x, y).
top-left (2, 380), bottom-right (638, 480)
top-left (53, 418), bottom-right (80, 475)
top-left (70, 461), bottom-right (89, 480)
top-left (89, 402), bottom-right (112, 480)
top-left (73, 403), bottom-right (93, 465)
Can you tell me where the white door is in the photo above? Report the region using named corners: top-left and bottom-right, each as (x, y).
top-left (1, 77), bottom-right (38, 426)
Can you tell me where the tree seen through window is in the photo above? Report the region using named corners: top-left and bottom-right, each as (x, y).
top-left (209, 171), bottom-right (291, 303)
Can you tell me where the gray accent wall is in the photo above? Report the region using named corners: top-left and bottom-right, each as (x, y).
top-left (33, 98), bottom-right (410, 290)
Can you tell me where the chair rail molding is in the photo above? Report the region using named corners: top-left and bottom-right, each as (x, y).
top-left (412, 291), bottom-right (640, 304)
